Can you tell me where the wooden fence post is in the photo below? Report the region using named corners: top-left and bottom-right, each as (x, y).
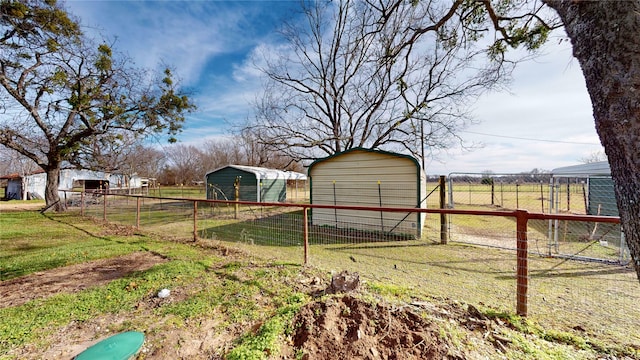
top-left (80, 191), bottom-right (85, 217)
top-left (439, 175), bottom-right (448, 244)
top-left (516, 209), bottom-right (529, 317)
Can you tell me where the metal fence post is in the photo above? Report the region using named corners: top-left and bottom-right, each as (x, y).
top-left (439, 176), bottom-right (448, 244)
top-left (304, 207), bottom-right (309, 265)
top-left (103, 192), bottom-right (107, 222)
top-left (80, 191), bottom-right (85, 217)
top-left (136, 196), bottom-right (141, 230)
top-left (193, 200), bottom-right (198, 242)
top-left (234, 177), bottom-right (240, 219)
top-left (516, 209), bottom-right (529, 317)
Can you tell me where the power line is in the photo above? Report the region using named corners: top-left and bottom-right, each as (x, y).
top-left (461, 130), bottom-right (601, 145)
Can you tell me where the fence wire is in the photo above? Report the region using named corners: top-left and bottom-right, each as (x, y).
top-left (61, 191), bottom-right (640, 347)
top-left (447, 173), bottom-right (629, 264)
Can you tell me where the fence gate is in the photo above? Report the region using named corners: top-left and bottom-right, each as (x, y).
top-left (446, 172), bottom-right (629, 264)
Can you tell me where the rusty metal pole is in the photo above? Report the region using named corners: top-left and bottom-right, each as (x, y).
top-left (516, 209), bottom-right (529, 317)
top-left (234, 176), bottom-right (240, 219)
top-left (304, 207), bottom-right (309, 265)
top-left (439, 175), bottom-right (447, 244)
top-left (136, 196), bottom-right (141, 230)
top-left (193, 200), bottom-right (198, 241)
top-left (103, 192), bottom-right (107, 222)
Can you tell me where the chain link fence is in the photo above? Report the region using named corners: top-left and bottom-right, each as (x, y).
top-left (446, 173), bottom-right (630, 264)
top-left (59, 189), bottom-right (640, 347)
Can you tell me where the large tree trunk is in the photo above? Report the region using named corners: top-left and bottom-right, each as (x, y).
top-left (44, 166), bottom-right (65, 212)
top-left (544, 0), bottom-right (640, 280)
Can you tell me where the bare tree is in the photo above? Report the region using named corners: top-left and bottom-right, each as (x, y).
top-left (127, 145), bottom-right (166, 179)
top-left (239, 128), bottom-right (302, 171)
top-left (196, 132), bottom-right (304, 177)
top-left (164, 144), bottom-right (203, 186)
top-left (0, 147), bottom-right (39, 176)
top-left (379, 0), bottom-right (640, 280)
top-left (199, 138), bottom-right (244, 175)
top-left (0, 148), bottom-right (40, 199)
top-left (70, 132), bottom-right (141, 172)
top-left (580, 150), bottom-right (607, 164)
top-left (247, 0), bottom-right (516, 163)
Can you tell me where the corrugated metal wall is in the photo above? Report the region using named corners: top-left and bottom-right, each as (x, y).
top-left (309, 149), bottom-right (425, 238)
top-left (206, 166), bottom-right (288, 202)
top-left (207, 167), bottom-right (256, 201)
top-left (259, 178), bottom-right (286, 202)
top-left (588, 176), bottom-right (618, 216)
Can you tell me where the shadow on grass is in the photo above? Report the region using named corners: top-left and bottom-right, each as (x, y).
top-left (322, 241), bottom-right (518, 277)
top-left (528, 218), bottom-right (622, 247)
top-left (0, 212), bottom-right (150, 280)
top-left (198, 209), bottom-right (418, 248)
top-left (527, 266), bottom-right (635, 280)
top-left (1, 258), bottom-right (69, 281)
top-left (43, 213), bottom-right (126, 243)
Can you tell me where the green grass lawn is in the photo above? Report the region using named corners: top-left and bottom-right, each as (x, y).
top-left (1, 210), bottom-right (639, 359)
top-left (1, 211), bottom-right (143, 280)
top-left (0, 211), bottom-right (309, 359)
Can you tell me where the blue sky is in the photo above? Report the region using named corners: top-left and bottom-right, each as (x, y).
top-left (66, 0), bottom-right (603, 175)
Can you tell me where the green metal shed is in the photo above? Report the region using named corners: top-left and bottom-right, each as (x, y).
top-left (205, 165), bottom-right (306, 202)
top-left (551, 161), bottom-right (616, 216)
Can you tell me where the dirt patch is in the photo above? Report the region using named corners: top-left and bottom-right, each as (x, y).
top-left (0, 252), bottom-right (167, 308)
top-left (285, 295), bottom-right (457, 360)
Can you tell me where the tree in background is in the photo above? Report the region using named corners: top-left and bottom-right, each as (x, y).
top-left (161, 135), bottom-right (304, 186)
top-left (580, 150), bottom-right (607, 164)
top-left (126, 145), bottom-right (166, 180)
top-left (248, 0), bottom-right (521, 163)
top-left (198, 138), bottom-right (245, 176)
top-left (539, 0), bottom-right (640, 280)
top-left (164, 144), bottom-right (202, 186)
top-left (380, 0), bottom-right (640, 280)
top-left (0, 147), bottom-right (40, 199)
top-left (0, 0), bottom-right (194, 210)
top-left (239, 128), bottom-right (303, 171)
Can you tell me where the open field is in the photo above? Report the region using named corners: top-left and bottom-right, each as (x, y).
top-left (2, 210), bottom-right (639, 359)
top-left (144, 185), bottom-right (310, 203)
top-left (444, 182), bottom-right (591, 214)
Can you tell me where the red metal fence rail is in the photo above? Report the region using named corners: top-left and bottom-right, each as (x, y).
top-left (64, 190), bottom-right (624, 318)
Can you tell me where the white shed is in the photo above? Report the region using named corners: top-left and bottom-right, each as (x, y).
top-left (308, 148), bottom-right (426, 238)
top-left (2, 169), bottom-right (143, 200)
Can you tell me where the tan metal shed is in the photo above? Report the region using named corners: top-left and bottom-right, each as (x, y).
top-left (308, 148), bottom-right (426, 238)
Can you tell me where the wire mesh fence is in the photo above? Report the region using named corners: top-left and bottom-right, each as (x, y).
top-left (446, 173), bottom-right (629, 264)
top-left (60, 190), bottom-right (640, 347)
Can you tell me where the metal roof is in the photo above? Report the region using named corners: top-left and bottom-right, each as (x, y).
top-left (206, 165), bottom-right (307, 180)
top-left (307, 147), bottom-right (423, 174)
top-left (551, 161), bottom-right (611, 177)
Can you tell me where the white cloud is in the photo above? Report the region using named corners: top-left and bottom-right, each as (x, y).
top-left (65, 2), bottom-right (602, 175)
top-left (68, 1), bottom-right (255, 84)
top-left (429, 41), bottom-right (602, 175)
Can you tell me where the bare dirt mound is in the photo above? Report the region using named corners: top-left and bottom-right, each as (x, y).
top-left (0, 251), bottom-right (167, 308)
top-left (288, 295), bottom-right (459, 360)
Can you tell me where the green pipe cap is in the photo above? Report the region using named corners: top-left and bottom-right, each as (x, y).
top-left (75, 331), bottom-right (144, 360)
